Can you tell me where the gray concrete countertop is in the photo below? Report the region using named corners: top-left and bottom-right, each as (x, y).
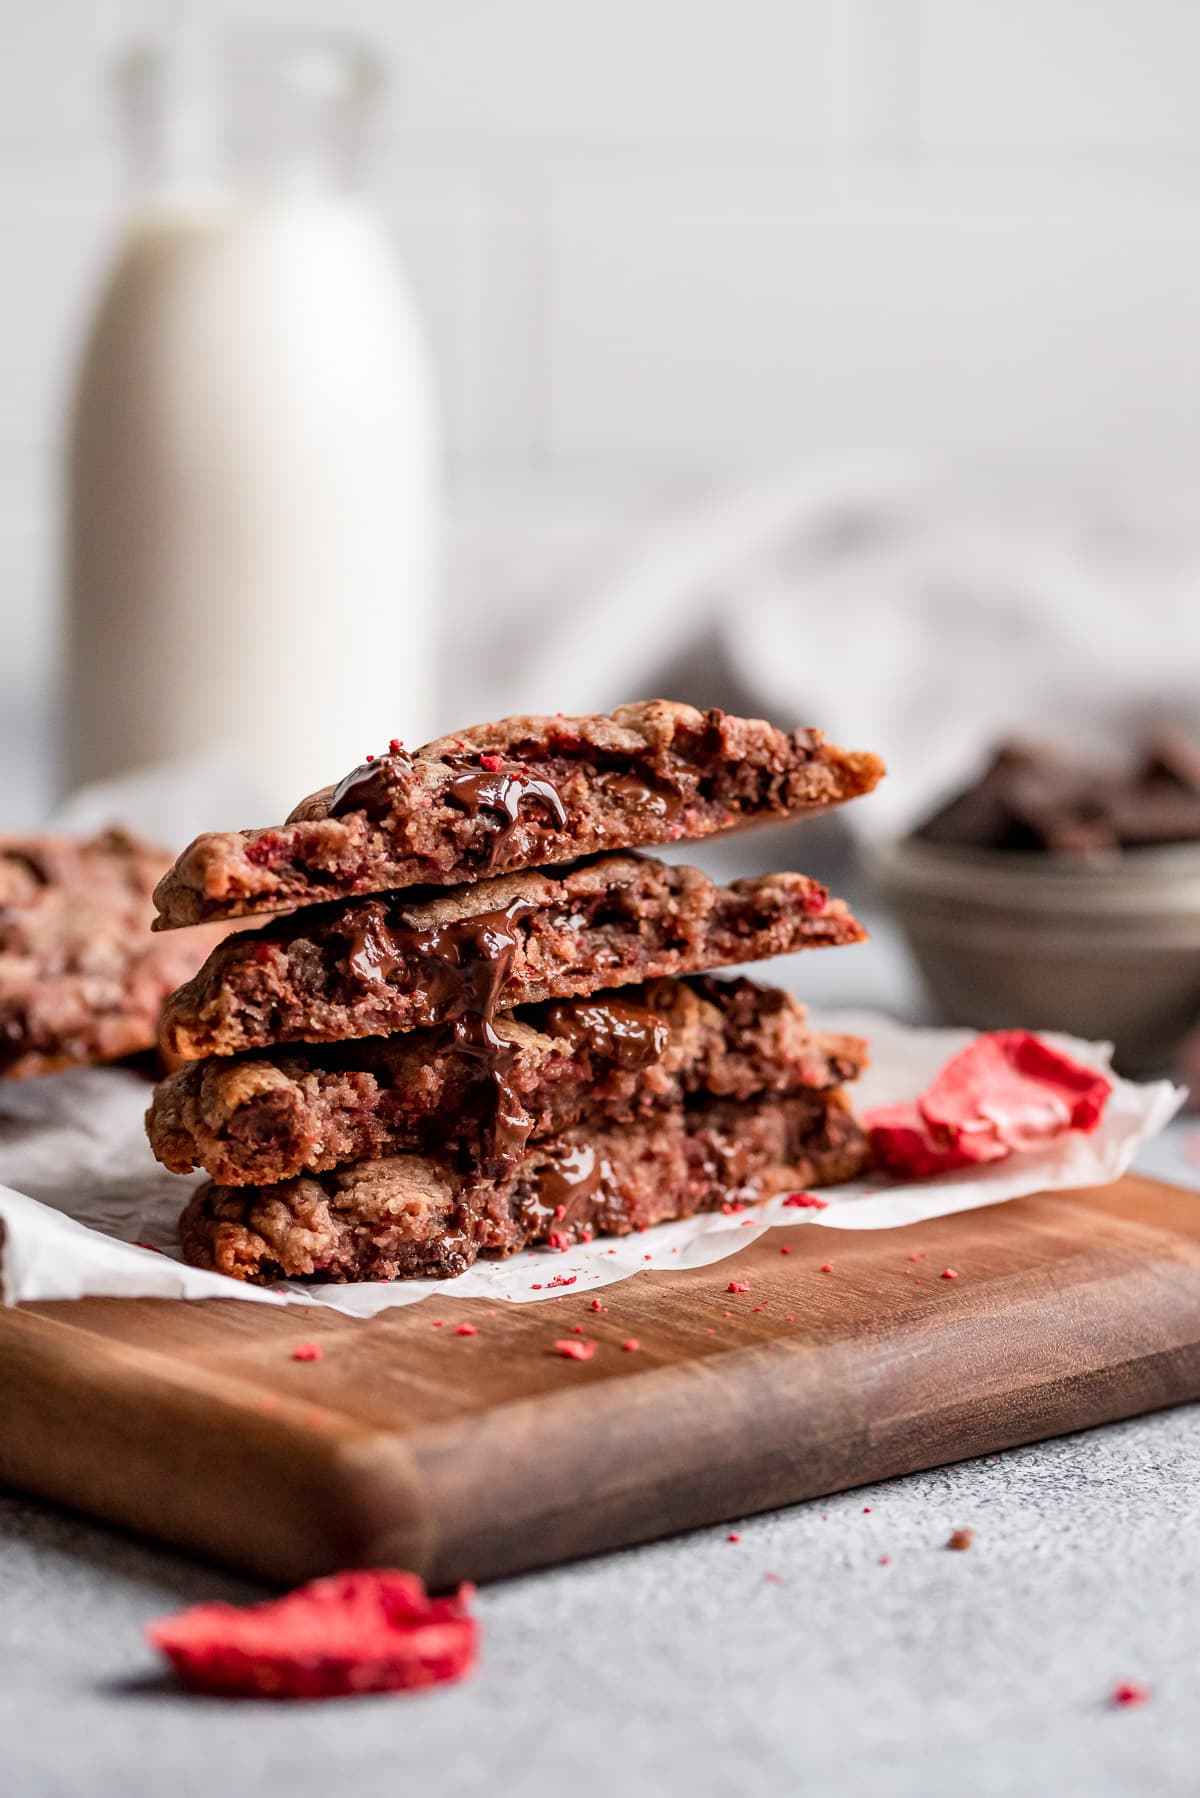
top-left (4, 1400), bottom-right (1199, 1798)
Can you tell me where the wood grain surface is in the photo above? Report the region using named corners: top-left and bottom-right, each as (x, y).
top-left (1, 1174), bottom-right (1198, 1588)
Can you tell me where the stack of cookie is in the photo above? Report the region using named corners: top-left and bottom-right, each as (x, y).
top-left (146, 703), bottom-right (883, 1283)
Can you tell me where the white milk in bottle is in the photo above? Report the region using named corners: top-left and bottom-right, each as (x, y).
top-left (64, 33), bottom-right (439, 813)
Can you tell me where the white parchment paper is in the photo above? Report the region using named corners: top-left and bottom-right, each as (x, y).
top-left (0, 1014), bottom-right (1182, 1318)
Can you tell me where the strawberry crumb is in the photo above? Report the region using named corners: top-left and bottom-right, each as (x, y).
top-left (947, 1528), bottom-right (974, 1551)
top-left (1112, 1682), bottom-right (1150, 1707)
top-left (431, 1319), bottom-right (444, 1328)
top-left (554, 1205), bottom-right (565, 1220)
top-left (547, 1232), bottom-right (570, 1252)
top-left (908, 1250), bottom-right (927, 1261)
top-left (290, 1343), bottom-right (323, 1362)
top-left (728, 1281), bottom-right (750, 1293)
top-left (621, 1339), bottom-right (641, 1352)
top-left (454, 1323), bottom-right (478, 1337)
top-left (727, 1533), bottom-right (741, 1543)
top-left (478, 753), bottom-right (504, 771)
top-left (570, 1324), bottom-right (584, 1334)
top-left (863, 1506), bottom-right (872, 1513)
top-left (820, 1261), bottom-right (834, 1273)
top-left (553, 1338), bottom-right (596, 1361)
top-left (783, 1192), bottom-right (829, 1209)
top-left (878, 1555), bottom-right (891, 1566)
top-left (940, 1268), bottom-right (960, 1280)
top-left (590, 1298), bottom-right (606, 1312)
top-left (763, 1572), bottom-right (782, 1585)
top-left (388, 738), bottom-right (403, 752)
top-left (780, 1245), bottom-right (792, 1255)
top-left (546, 1274), bottom-right (576, 1289)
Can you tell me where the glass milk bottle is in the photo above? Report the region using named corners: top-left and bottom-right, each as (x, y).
top-left (63, 34), bottom-right (440, 812)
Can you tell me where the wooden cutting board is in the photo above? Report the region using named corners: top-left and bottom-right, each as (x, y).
top-left (1, 1173), bottom-right (1199, 1589)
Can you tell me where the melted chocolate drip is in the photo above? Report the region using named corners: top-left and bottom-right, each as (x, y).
top-left (544, 995), bottom-right (669, 1069)
top-left (328, 751), bottom-right (413, 820)
top-left (445, 764), bottom-right (568, 869)
top-left (344, 895), bottom-right (539, 1176)
top-left (445, 1014), bottom-right (535, 1178)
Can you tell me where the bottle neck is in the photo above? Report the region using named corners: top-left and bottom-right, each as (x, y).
top-left (114, 30), bottom-right (378, 205)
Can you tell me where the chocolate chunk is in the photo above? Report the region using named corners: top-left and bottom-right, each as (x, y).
top-left (915, 728), bottom-right (1200, 855)
top-left (152, 700), bottom-right (884, 928)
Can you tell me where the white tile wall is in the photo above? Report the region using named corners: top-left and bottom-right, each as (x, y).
top-left (3, 0), bottom-right (1200, 767)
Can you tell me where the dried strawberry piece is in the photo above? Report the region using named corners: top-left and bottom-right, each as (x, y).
top-left (920, 1030), bottom-right (1111, 1154)
top-left (782, 1192), bottom-right (829, 1209)
top-left (149, 1569), bottom-right (478, 1699)
top-left (866, 1102), bottom-right (988, 1179)
top-left (866, 1031), bottom-right (1112, 1180)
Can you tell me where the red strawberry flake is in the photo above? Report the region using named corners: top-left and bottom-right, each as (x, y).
top-left (570, 1324), bottom-right (584, 1334)
top-left (946, 1528), bottom-right (974, 1551)
top-left (478, 753), bottom-right (504, 772)
top-left (863, 1506), bottom-right (872, 1513)
top-left (454, 1323), bottom-right (478, 1336)
top-left (820, 1261), bottom-right (834, 1273)
top-left (940, 1268), bottom-right (959, 1280)
top-left (878, 1555), bottom-right (891, 1566)
top-left (149, 1569), bottom-right (477, 1699)
top-left (727, 1281), bottom-right (750, 1294)
top-left (388, 738), bottom-right (404, 753)
top-left (553, 1338), bottom-right (596, 1361)
top-left (1111, 1682), bottom-right (1149, 1707)
top-left (546, 1274), bottom-right (577, 1289)
top-left (780, 1245), bottom-right (792, 1255)
top-left (547, 1232), bottom-right (570, 1253)
top-left (291, 1342), bottom-right (323, 1362)
top-left (621, 1339), bottom-right (641, 1352)
top-left (727, 1533), bottom-right (741, 1543)
top-left (783, 1192), bottom-right (829, 1209)
top-left (133, 1239), bottom-right (164, 1254)
top-left (431, 1320), bottom-right (444, 1328)
top-left (590, 1298), bottom-right (606, 1312)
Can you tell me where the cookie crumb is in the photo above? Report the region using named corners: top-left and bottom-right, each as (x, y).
top-left (946, 1528), bottom-right (974, 1551)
